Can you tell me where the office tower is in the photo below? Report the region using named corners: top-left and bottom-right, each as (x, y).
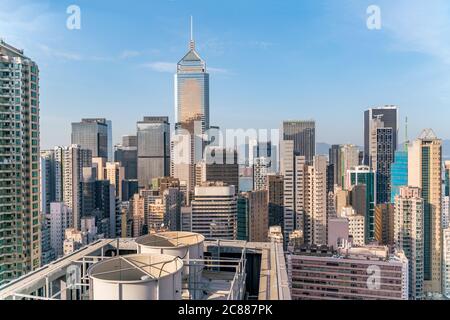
top-left (304, 155), bottom-right (328, 245)
top-left (191, 182), bottom-right (237, 240)
top-left (348, 166), bottom-right (376, 243)
top-left (106, 120), bottom-right (113, 162)
top-left (238, 191), bottom-right (269, 242)
top-left (394, 186), bottom-right (424, 300)
top-left (287, 245), bottom-right (408, 300)
top-left (443, 196), bottom-right (450, 230)
top-left (340, 144), bottom-right (360, 189)
top-left (80, 167), bottom-right (96, 218)
top-left (114, 135), bottom-right (138, 180)
top-left (198, 147), bottom-right (239, 193)
top-left (174, 23), bottom-right (210, 197)
top-left (280, 140), bottom-right (307, 243)
top-left (71, 118), bottom-right (109, 159)
top-left (121, 179), bottom-right (139, 201)
top-left (329, 145), bottom-right (341, 187)
top-left (49, 202), bottom-right (72, 258)
top-left (327, 217), bottom-right (349, 248)
top-left (408, 129), bottom-right (443, 294)
top-left (105, 162), bottom-right (125, 200)
top-left (364, 106), bottom-right (398, 165)
top-left (237, 196), bottom-right (249, 241)
top-left (268, 174), bottom-right (284, 228)
top-left (54, 145), bottom-right (92, 231)
top-left (341, 207), bottom-right (365, 246)
top-left (374, 204), bottom-right (395, 246)
top-left (443, 228), bottom-right (450, 298)
top-left (369, 116), bottom-right (394, 204)
top-left (94, 180), bottom-right (116, 238)
top-left (137, 117), bottom-right (170, 189)
top-left (0, 41), bottom-right (41, 283)
top-left (391, 150), bottom-right (408, 203)
top-left (247, 138), bottom-right (258, 167)
top-left (282, 120), bottom-right (315, 164)
top-left (253, 157), bottom-right (271, 191)
top-left (40, 150), bottom-right (56, 215)
top-left (349, 184), bottom-right (367, 217)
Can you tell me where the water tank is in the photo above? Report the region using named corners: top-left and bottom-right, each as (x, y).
top-left (136, 232), bottom-right (205, 277)
top-left (88, 253), bottom-right (183, 300)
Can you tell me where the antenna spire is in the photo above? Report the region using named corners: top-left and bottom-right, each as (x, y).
top-left (189, 16), bottom-right (195, 50)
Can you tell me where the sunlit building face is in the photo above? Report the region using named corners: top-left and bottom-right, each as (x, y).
top-left (175, 43), bottom-right (210, 134)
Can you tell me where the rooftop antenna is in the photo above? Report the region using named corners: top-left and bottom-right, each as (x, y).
top-left (189, 16), bottom-right (195, 50)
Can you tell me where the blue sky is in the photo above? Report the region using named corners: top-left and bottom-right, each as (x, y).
top-left (2, 0), bottom-right (450, 149)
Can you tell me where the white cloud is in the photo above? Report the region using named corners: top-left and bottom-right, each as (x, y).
top-left (380, 0), bottom-right (450, 64)
top-left (143, 62), bottom-right (176, 73)
top-left (120, 50), bottom-right (142, 59)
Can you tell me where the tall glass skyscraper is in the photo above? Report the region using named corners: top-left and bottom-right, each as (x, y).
top-left (71, 118), bottom-right (109, 159)
top-left (391, 150), bottom-right (408, 203)
top-left (364, 106), bottom-right (398, 166)
top-left (175, 29), bottom-right (210, 134)
top-left (173, 20), bottom-right (210, 197)
top-left (282, 120), bottom-right (316, 165)
top-left (137, 117), bottom-right (170, 189)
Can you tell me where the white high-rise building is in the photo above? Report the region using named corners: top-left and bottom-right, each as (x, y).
top-left (191, 182), bottom-right (237, 240)
top-left (49, 202), bottom-right (72, 258)
top-left (394, 186), bottom-right (424, 300)
top-left (54, 145), bottom-right (91, 230)
top-left (305, 155), bottom-right (328, 245)
top-left (340, 144), bottom-right (360, 189)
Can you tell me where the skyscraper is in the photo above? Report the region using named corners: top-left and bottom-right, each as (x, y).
top-left (364, 106), bottom-right (398, 165)
top-left (173, 19), bottom-right (210, 196)
top-left (0, 41), bottom-right (41, 284)
top-left (408, 129), bottom-right (442, 294)
top-left (191, 182), bottom-right (237, 240)
top-left (54, 145), bottom-right (92, 231)
top-left (253, 157), bottom-right (271, 191)
top-left (280, 140), bottom-right (307, 243)
top-left (369, 116), bottom-right (394, 204)
top-left (137, 117), bottom-right (170, 189)
top-left (394, 186), bottom-right (424, 300)
top-left (391, 150), bottom-right (408, 203)
top-left (197, 147), bottom-right (239, 194)
top-left (71, 118), bottom-right (109, 159)
top-left (348, 166), bottom-right (376, 243)
top-left (268, 174), bottom-right (284, 228)
top-left (114, 135), bottom-right (138, 180)
top-left (340, 144), bottom-right (360, 189)
top-left (304, 155), bottom-right (328, 245)
top-left (238, 191), bottom-right (269, 242)
top-left (282, 120), bottom-right (315, 164)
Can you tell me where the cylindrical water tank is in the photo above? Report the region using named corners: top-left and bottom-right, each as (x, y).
top-left (135, 232), bottom-right (205, 278)
top-left (88, 253), bottom-right (183, 300)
